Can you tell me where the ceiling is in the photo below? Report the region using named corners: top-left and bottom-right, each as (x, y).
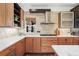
top-left (18, 3), bottom-right (79, 11)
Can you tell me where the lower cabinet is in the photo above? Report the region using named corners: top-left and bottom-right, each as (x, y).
top-left (41, 46), bottom-right (54, 53)
top-left (26, 37), bottom-right (33, 53)
top-left (15, 38), bottom-right (26, 56)
top-left (0, 45), bottom-right (16, 56)
top-left (73, 37), bottom-right (79, 45)
top-left (58, 37), bottom-right (74, 45)
top-left (41, 37), bottom-right (57, 53)
top-left (41, 37), bottom-right (58, 46)
top-left (57, 37), bottom-right (66, 45)
top-left (33, 38), bottom-right (41, 53)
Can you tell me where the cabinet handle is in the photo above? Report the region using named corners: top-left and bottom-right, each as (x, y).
top-left (65, 39), bottom-right (67, 41)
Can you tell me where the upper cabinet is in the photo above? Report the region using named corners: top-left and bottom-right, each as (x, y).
top-left (71, 5), bottom-right (79, 12)
top-left (71, 5), bottom-right (79, 28)
top-left (0, 3), bottom-right (5, 26)
top-left (59, 12), bottom-right (74, 28)
top-left (5, 3), bottom-right (14, 27)
top-left (0, 3), bottom-right (25, 27)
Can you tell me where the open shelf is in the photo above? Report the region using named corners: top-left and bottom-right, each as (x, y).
top-left (14, 3), bottom-right (21, 27)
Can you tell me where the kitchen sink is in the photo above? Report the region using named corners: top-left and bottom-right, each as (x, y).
top-left (40, 34), bottom-right (56, 36)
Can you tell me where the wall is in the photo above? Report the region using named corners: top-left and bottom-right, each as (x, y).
top-left (0, 28), bottom-right (18, 39)
top-left (25, 12), bottom-right (59, 34)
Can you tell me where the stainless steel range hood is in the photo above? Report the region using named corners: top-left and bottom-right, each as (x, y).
top-left (41, 11), bottom-right (55, 25)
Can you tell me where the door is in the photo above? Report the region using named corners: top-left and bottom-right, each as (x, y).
top-left (41, 38), bottom-right (56, 53)
top-left (0, 3), bottom-right (5, 26)
top-left (58, 37), bottom-right (66, 45)
top-left (73, 37), bottom-right (79, 45)
top-left (15, 39), bottom-right (26, 56)
top-left (66, 37), bottom-right (73, 45)
top-left (33, 38), bottom-right (41, 53)
top-left (26, 37), bottom-right (33, 53)
top-left (5, 3), bottom-right (14, 27)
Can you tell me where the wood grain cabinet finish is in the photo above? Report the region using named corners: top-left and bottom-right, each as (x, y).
top-left (73, 38), bottom-right (79, 45)
top-left (33, 38), bottom-right (41, 53)
top-left (41, 37), bottom-right (58, 46)
top-left (0, 3), bottom-right (14, 27)
top-left (66, 37), bottom-right (73, 45)
top-left (41, 37), bottom-right (57, 53)
top-left (41, 46), bottom-right (54, 53)
top-left (57, 37), bottom-right (66, 45)
top-left (5, 3), bottom-right (14, 27)
top-left (71, 5), bottom-right (79, 12)
top-left (0, 45), bottom-right (15, 56)
top-left (26, 37), bottom-right (33, 53)
top-left (0, 3), bottom-right (5, 26)
top-left (15, 39), bottom-right (26, 56)
top-left (58, 37), bottom-right (73, 45)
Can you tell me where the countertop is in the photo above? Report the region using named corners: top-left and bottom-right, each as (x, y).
top-left (0, 35), bottom-right (26, 51)
top-left (52, 45), bottom-right (79, 56)
top-left (0, 34), bottom-right (79, 52)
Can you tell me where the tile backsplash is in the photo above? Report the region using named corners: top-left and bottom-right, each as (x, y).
top-left (0, 28), bottom-right (18, 39)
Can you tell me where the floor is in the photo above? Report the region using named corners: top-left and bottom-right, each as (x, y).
top-left (24, 53), bottom-right (57, 56)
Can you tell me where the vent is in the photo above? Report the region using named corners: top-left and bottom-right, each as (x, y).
top-left (29, 9), bottom-right (51, 13)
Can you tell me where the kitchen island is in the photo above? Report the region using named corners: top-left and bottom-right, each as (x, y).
top-left (52, 45), bottom-right (79, 56)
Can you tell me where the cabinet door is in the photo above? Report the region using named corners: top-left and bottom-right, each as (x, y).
top-left (5, 3), bottom-right (14, 27)
top-left (73, 38), bottom-right (79, 45)
top-left (33, 38), bottom-right (41, 53)
top-left (41, 46), bottom-right (54, 53)
top-left (58, 37), bottom-right (66, 45)
top-left (41, 37), bottom-right (57, 46)
top-left (0, 3), bottom-right (5, 26)
top-left (26, 37), bottom-right (33, 53)
top-left (66, 37), bottom-right (73, 45)
top-left (15, 39), bottom-right (25, 56)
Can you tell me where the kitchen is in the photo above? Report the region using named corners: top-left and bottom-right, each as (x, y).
top-left (0, 3), bottom-right (79, 56)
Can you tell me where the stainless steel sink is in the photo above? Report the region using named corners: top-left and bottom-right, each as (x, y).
top-left (40, 34), bottom-right (56, 36)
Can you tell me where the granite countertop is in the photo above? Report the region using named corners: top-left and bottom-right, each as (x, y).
top-left (52, 45), bottom-right (79, 56)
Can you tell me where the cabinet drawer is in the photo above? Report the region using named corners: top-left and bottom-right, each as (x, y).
top-left (41, 46), bottom-right (54, 53)
top-left (73, 38), bottom-right (79, 45)
top-left (58, 37), bottom-right (73, 45)
top-left (41, 38), bottom-right (57, 46)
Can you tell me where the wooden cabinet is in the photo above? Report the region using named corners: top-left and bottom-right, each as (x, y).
top-left (41, 37), bottom-right (57, 53)
top-left (0, 45), bottom-right (16, 56)
top-left (58, 37), bottom-right (73, 45)
top-left (5, 3), bottom-right (14, 27)
top-left (41, 37), bottom-right (58, 46)
top-left (71, 5), bottom-right (79, 28)
top-left (71, 5), bottom-right (79, 12)
top-left (66, 37), bottom-right (73, 45)
top-left (26, 37), bottom-right (33, 53)
top-left (0, 3), bottom-right (25, 27)
top-left (15, 39), bottom-right (26, 56)
top-left (26, 37), bottom-right (41, 53)
top-left (0, 3), bottom-right (5, 26)
top-left (0, 3), bottom-right (14, 27)
top-left (73, 38), bottom-right (79, 45)
top-left (41, 46), bottom-right (54, 53)
top-left (33, 38), bottom-right (41, 53)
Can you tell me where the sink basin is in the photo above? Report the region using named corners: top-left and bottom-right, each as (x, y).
top-left (40, 34), bottom-right (56, 36)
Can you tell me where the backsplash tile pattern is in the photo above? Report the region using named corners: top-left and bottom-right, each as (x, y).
top-left (0, 28), bottom-right (18, 39)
